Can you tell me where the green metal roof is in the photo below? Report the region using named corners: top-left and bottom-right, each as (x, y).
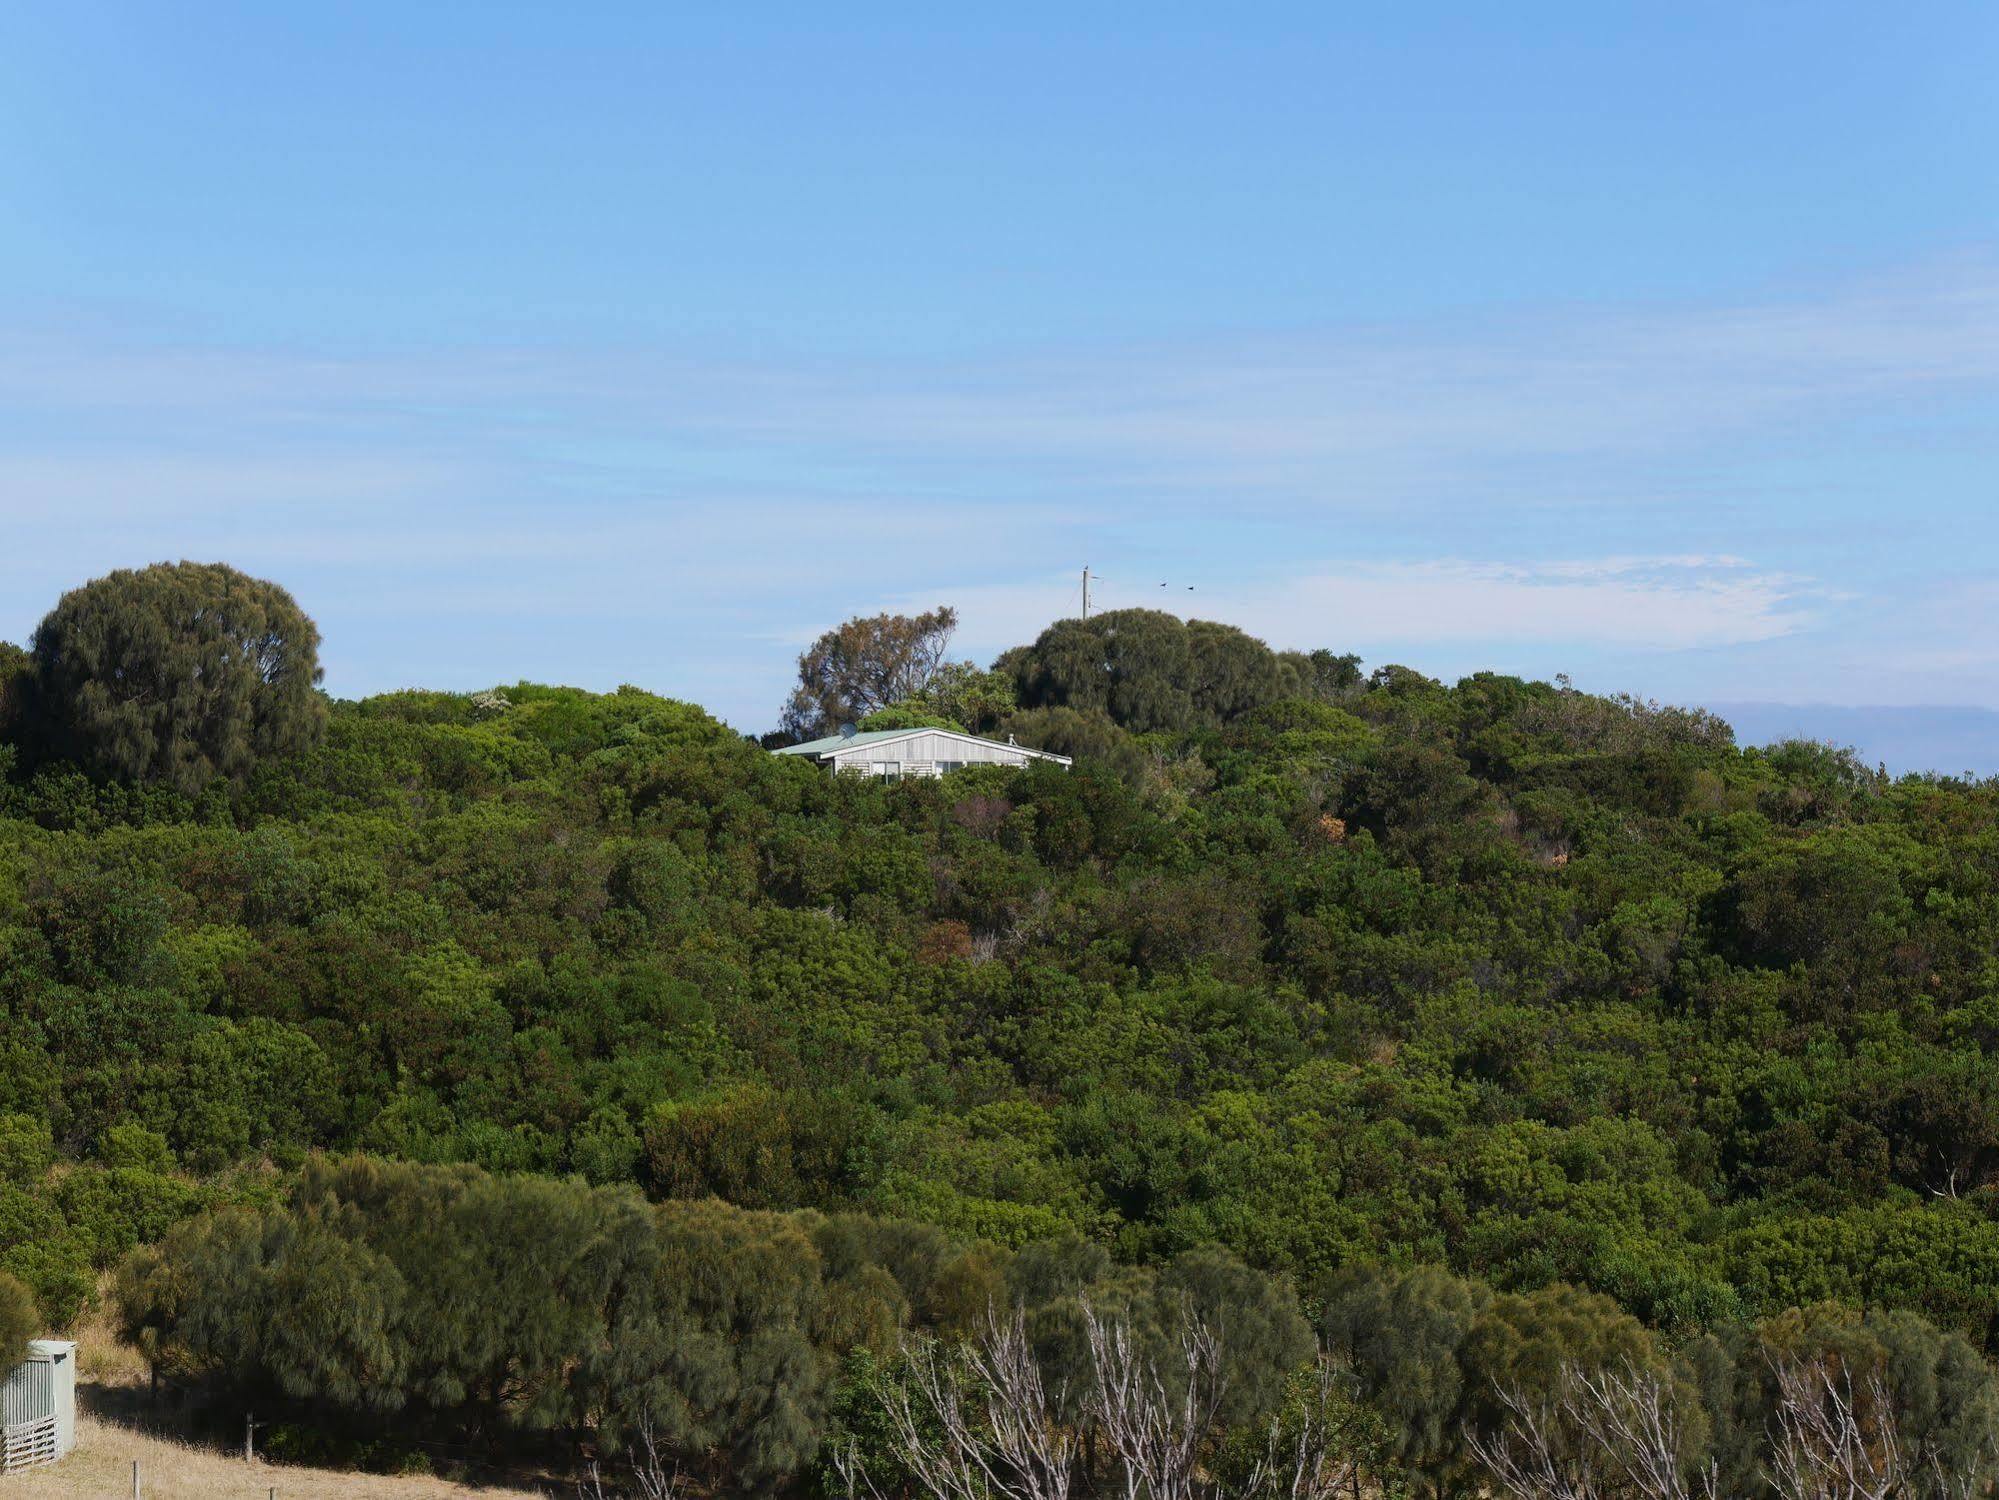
top-left (771, 729), bottom-right (924, 757)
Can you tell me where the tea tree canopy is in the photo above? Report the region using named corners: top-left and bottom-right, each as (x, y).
top-left (30, 561), bottom-right (326, 794)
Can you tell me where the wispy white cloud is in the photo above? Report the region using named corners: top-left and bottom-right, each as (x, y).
top-left (913, 556), bottom-right (1824, 671)
top-left (1, 254), bottom-right (1995, 722)
top-left (1256, 559), bottom-right (1821, 651)
top-left (5, 255), bottom-right (1998, 491)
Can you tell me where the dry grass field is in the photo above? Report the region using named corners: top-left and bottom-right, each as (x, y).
top-left (10, 1415), bottom-right (549, 1499)
top-left (8, 1291), bottom-right (551, 1498)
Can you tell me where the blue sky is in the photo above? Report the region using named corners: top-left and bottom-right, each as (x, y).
top-left (4, 4), bottom-right (1997, 762)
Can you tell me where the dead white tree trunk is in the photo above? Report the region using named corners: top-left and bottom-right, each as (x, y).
top-left (842, 1303), bottom-right (1077, 1500)
top-left (1766, 1357), bottom-right (1903, 1500)
top-left (1081, 1294), bottom-right (1230, 1500)
top-left (1241, 1350), bottom-right (1362, 1500)
top-left (851, 1298), bottom-right (1366, 1500)
top-left (1465, 1384), bottom-right (1598, 1500)
top-left (577, 1414), bottom-right (689, 1500)
top-left (1467, 1361), bottom-right (1718, 1500)
top-left (1923, 1438), bottom-right (1998, 1500)
top-left (1567, 1363), bottom-right (1719, 1500)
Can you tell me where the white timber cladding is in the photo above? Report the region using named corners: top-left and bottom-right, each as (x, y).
top-left (2, 1342), bottom-right (75, 1473)
top-left (825, 730), bottom-right (1065, 777)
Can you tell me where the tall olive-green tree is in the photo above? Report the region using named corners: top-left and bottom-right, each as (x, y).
top-left (1321, 1264), bottom-right (1491, 1494)
top-left (780, 606), bottom-right (959, 740)
top-left (0, 1273), bottom-right (38, 1361)
top-left (1008, 609), bottom-right (1303, 733)
top-left (29, 562), bottom-right (326, 794)
top-left (0, 640), bottom-right (30, 748)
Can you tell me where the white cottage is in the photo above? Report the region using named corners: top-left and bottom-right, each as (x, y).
top-left (773, 726), bottom-right (1072, 779)
top-left (2, 1340), bottom-right (76, 1473)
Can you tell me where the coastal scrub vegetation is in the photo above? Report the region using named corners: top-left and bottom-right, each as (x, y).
top-left (6, 567), bottom-right (1999, 1492)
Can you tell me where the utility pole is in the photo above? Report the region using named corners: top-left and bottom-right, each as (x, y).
top-left (1081, 565), bottom-right (1093, 620)
top-left (245, 1410), bottom-right (263, 1463)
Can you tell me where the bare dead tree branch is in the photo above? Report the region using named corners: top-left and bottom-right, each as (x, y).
top-left (1467, 1361), bottom-right (1718, 1500)
top-left (1466, 1383), bottom-right (1596, 1500)
top-left (1766, 1356), bottom-right (1904, 1500)
top-left (1924, 1434), bottom-right (1999, 1500)
top-left (1081, 1293), bottom-right (1230, 1500)
top-left (855, 1297), bottom-right (1370, 1500)
top-left (1241, 1349), bottom-right (1362, 1500)
top-left (958, 1303), bottom-right (1079, 1500)
top-left (577, 1413), bottom-right (690, 1500)
top-left (1567, 1363), bottom-right (1719, 1500)
top-left (851, 1302), bottom-right (1077, 1500)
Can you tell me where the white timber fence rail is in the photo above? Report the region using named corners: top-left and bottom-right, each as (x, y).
top-left (2, 1413), bottom-right (56, 1471)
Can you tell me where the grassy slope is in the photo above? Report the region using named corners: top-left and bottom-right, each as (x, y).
top-left (35, 1418), bottom-right (542, 1500)
top-left (24, 1297), bottom-right (547, 1498)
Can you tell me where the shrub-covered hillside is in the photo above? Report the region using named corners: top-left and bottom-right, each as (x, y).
top-left (5, 631), bottom-right (1999, 1339)
top-left (7, 572), bottom-right (1999, 1490)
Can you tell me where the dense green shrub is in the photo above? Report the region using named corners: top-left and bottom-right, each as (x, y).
top-left (25, 562), bottom-right (325, 794)
top-left (0, 1272), bottom-right (37, 1359)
